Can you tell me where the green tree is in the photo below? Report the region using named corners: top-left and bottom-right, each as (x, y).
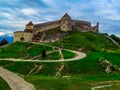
top-left (42, 49), bottom-right (46, 58)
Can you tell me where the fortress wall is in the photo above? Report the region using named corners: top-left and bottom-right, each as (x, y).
top-left (71, 20), bottom-right (93, 32)
top-left (91, 25), bottom-right (99, 33)
top-left (72, 20), bottom-right (91, 26)
top-left (35, 22), bottom-right (60, 34)
top-left (14, 32), bottom-right (33, 42)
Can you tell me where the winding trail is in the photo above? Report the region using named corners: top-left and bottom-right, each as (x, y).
top-left (91, 83), bottom-right (120, 90)
top-left (0, 42), bottom-right (86, 62)
top-left (0, 67), bottom-right (36, 90)
top-left (0, 49), bottom-right (86, 62)
top-left (0, 42), bottom-right (86, 90)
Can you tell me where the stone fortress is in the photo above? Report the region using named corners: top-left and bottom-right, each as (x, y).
top-left (14, 13), bottom-right (99, 42)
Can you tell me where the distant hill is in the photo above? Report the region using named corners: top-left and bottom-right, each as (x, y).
top-left (0, 35), bottom-right (13, 43)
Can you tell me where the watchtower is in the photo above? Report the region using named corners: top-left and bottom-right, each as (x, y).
top-left (60, 13), bottom-right (72, 32)
top-left (24, 21), bottom-right (34, 33)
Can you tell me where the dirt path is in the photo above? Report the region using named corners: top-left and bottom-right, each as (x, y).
top-left (0, 42), bottom-right (86, 90)
top-left (0, 49), bottom-right (86, 62)
top-left (0, 42), bottom-right (86, 62)
top-left (91, 81), bottom-right (120, 90)
top-left (0, 67), bottom-right (36, 90)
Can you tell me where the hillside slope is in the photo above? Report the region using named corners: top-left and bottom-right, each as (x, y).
top-left (52, 32), bottom-right (119, 52)
top-left (0, 42), bottom-right (75, 60)
top-left (0, 32), bottom-right (120, 76)
top-left (0, 32), bottom-right (120, 90)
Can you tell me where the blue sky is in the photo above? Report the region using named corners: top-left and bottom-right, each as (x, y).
top-left (0, 0), bottom-right (120, 37)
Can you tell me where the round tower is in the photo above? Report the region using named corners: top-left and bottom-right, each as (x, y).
top-left (60, 13), bottom-right (72, 32)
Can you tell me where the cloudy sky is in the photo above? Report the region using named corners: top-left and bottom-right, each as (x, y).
top-left (0, 0), bottom-right (120, 37)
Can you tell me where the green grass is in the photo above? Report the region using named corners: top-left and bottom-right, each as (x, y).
top-left (64, 52), bottom-right (120, 75)
top-left (0, 32), bottom-right (120, 90)
top-left (0, 42), bottom-right (53, 59)
top-left (47, 51), bottom-right (61, 60)
top-left (25, 76), bottom-right (91, 90)
top-left (0, 42), bottom-right (32, 58)
top-left (62, 50), bottom-right (76, 59)
top-left (41, 51), bottom-right (61, 60)
top-left (98, 85), bottom-right (120, 90)
top-left (51, 32), bottom-right (120, 52)
top-left (0, 77), bottom-right (11, 90)
top-left (24, 74), bottom-right (120, 90)
top-left (0, 42), bottom-right (75, 60)
top-left (0, 52), bottom-right (120, 75)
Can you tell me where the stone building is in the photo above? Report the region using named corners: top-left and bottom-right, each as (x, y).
top-left (14, 13), bottom-right (99, 42)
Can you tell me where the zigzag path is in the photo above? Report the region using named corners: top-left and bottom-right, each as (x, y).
top-left (0, 42), bottom-right (86, 62)
top-left (0, 42), bottom-right (86, 90)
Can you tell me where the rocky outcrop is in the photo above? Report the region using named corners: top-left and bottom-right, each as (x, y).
top-left (33, 28), bottom-right (69, 42)
top-left (98, 58), bottom-right (120, 73)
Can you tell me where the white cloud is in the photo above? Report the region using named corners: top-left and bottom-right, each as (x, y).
top-left (21, 8), bottom-right (39, 16)
top-left (0, 32), bottom-right (5, 36)
top-left (106, 15), bottom-right (120, 21)
top-left (0, 30), bottom-right (13, 36)
top-left (41, 0), bottom-right (54, 5)
top-left (0, 12), bottom-right (14, 19)
top-left (95, 8), bottom-right (120, 20)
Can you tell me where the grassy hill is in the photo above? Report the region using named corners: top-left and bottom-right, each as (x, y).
top-left (0, 32), bottom-right (120, 90)
top-left (0, 51), bottom-right (120, 75)
top-left (51, 32), bottom-right (120, 52)
top-left (0, 42), bottom-right (75, 60)
top-left (0, 32), bottom-right (120, 75)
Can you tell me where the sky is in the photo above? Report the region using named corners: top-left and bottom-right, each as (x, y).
top-left (0, 0), bottom-right (120, 37)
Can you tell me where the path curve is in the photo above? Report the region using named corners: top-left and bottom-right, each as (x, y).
top-left (0, 42), bottom-right (86, 62)
top-left (91, 83), bottom-right (120, 90)
top-left (0, 67), bottom-right (36, 90)
top-left (0, 42), bottom-right (86, 90)
top-left (0, 49), bottom-right (86, 62)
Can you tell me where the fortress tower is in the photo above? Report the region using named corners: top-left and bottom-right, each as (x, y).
top-left (24, 21), bottom-right (34, 33)
top-left (60, 13), bottom-right (72, 32)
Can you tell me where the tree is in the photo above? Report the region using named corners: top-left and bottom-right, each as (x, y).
top-left (110, 34), bottom-right (120, 44)
top-left (0, 39), bottom-right (8, 46)
top-left (42, 49), bottom-right (46, 58)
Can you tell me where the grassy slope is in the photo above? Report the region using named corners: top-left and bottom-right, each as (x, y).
top-left (0, 42), bottom-right (75, 60)
top-left (0, 77), bottom-right (11, 90)
top-left (0, 32), bottom-right (120, 75)
top-left (25, 74), bottom-right (120, 90)
top-left (62, 50), bottom-right (76, 59)
top-left (52, 32), bottom-right (119, 52)
top-left (0, 32), bottom-right (120, 90)
top-left (0, 51), bottom-right (120, 75)
top-left (0, 42), bottom-right (52, 59)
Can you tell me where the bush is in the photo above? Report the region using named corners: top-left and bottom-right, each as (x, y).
top-left (110, 34), bottom-right (120, 44)
top-left (0, 39), bottom-right (8, 46)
